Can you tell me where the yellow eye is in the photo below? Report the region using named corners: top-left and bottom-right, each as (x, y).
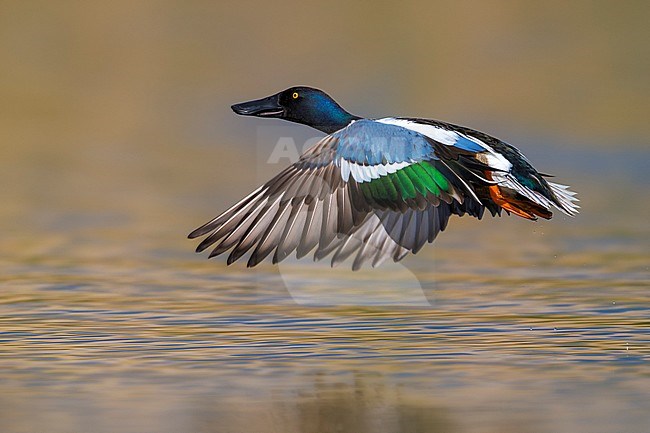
top-left (292, 92), bottom-right (299, 99)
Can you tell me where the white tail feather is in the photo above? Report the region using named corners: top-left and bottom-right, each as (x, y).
top-left (548, 181), bottom-right (580, 216)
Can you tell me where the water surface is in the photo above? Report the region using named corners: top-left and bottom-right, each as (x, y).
top-left (1, 3), bottom-right (649, 431)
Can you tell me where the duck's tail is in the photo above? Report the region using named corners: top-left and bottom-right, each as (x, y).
top-left (485, 173), bottom-right (580, 221)
top-left (546, 181), bottom-right (581, 216)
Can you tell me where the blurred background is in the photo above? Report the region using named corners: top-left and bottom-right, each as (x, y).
top-left (0, 1), bottom-right (648, 432)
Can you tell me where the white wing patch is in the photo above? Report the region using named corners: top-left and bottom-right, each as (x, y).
top-left (339, 158), bottom-right (411, 183)
top-left (376, 117), bottom-right (459, 146)
top-left (376, 117), bottom-right (512, 172)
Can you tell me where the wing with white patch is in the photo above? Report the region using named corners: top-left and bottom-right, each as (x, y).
top-left (188, 122), bottom-right (488, 269)
top-left (331, 119), bottom-right (495, 212)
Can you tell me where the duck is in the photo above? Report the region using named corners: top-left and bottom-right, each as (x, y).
top-left (189, 86), bottom-right (579, 270)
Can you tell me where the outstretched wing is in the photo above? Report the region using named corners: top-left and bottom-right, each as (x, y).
top-left (189, 119), bottom-right (493, 268)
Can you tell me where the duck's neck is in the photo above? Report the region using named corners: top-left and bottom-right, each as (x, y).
top-left (293, 99), bottom-right (360, 134)
top-left (315, 106), bottom-right (360, 134)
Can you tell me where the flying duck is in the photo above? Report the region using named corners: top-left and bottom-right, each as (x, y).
top-left (189, 86), bottom-right (579, 270)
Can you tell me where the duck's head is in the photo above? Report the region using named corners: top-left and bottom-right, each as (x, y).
top-left (231, 86), bottom-right (359, 134)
